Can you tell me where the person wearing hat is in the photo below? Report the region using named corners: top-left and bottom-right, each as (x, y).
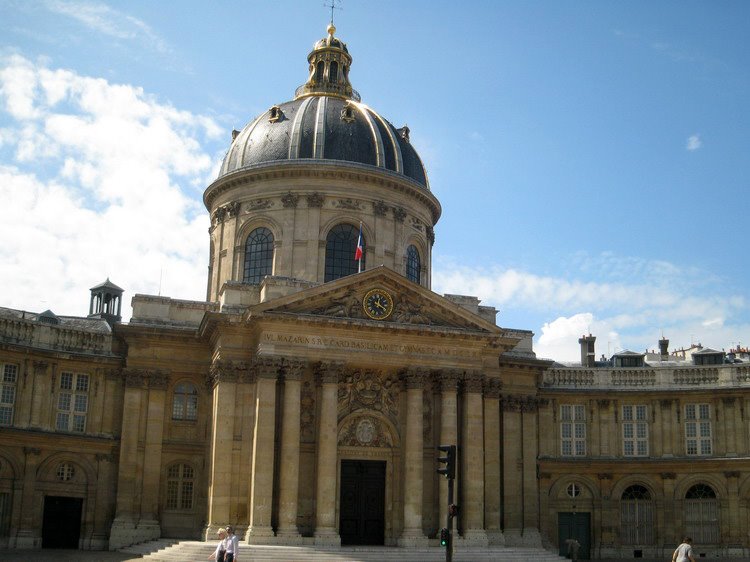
top-left (208, 527), bottom-right (226, 562)
top-left (224, 525), bottom-right (239, 562)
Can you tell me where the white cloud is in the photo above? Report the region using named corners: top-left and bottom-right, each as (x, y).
top-left (0, 54), bottom-right (223, 317)
top-left (686, 134), bottom-right (702, 151)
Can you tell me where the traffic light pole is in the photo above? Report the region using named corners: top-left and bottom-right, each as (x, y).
top-left (446, 476), bottom-right (454, 562)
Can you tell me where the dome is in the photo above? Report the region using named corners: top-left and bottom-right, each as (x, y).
top-left (216, 25), bottom-right (429, 189)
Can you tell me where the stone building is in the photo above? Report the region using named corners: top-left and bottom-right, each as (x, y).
top-left (1, 23), bottom-right (749, 560)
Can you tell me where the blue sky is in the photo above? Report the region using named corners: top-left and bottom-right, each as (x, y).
top-left (1, 0), bottom-right (748, 361)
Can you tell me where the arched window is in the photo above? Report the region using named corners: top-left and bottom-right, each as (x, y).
top-left (172, 383), bottom-right (198, 421)
top-left (166, 463), bottom-right (194, 510)
top-left (329, 61), bottom-right (339, 84)
top-left (685, 484), bottom-right (719, 544)
top-left (406, 245), bottom-right (421, 284)
top-left (315, 61), bottom-right (325, 83)
top-left (325, 224), bottom-right (364, 282)
top-left (620, 485), bottom-right (654, 545)
top-left (243, 227), bottom-right (274, 284)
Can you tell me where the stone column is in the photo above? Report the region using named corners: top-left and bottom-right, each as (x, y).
top-left (138, 371), bottom-right (169, 539)
top-left (247, 358), bottom-right (280, 542)
top-left (484, 378), bottom-right (503, 545)
top-left (14, 447), bottom-right (41, 548)
top-left (438, 370), bottom-right (460, 535)
top-left (277, 360), bottom-right (305, 541)
top-left (501, 395), bottom-right (523, 545)
top-left (314, 362), bottom-right (341, 545)
top-left (462, 371), bottom-right (487, 545)
top-left (205, 362), bottom-right (240, 538)
top-left (521, 397), bottom-right (542, 546)
top-left (399, 369), bottom-right (427, 546)
top-left (109, 370), bottom-right (145, 549)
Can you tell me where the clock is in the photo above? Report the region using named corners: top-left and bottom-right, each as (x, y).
top-left (362, 288), bottom-right (394, 320)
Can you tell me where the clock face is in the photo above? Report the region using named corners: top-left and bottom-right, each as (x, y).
top-left (363, 288), bottom-right (394, 320)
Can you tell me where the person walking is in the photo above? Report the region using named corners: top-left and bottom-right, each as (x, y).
top-left (672, 536), bottom-right (697, 562)
top-left (208, 527), bottom-right (227, 562)
top-left (224, 525), bottom-right (239, 562)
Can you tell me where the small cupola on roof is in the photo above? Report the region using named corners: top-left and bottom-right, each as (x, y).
top-left (295, 24), bottom-right (360, 102)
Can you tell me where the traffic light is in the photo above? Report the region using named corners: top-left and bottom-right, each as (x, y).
top-left (439, 527), bottom-right (449, 547)
top-left (436, 444), bottom-right (456, 480)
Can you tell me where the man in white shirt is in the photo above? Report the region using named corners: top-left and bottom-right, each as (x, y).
top-left (672, 536), bottom-right (696, 562)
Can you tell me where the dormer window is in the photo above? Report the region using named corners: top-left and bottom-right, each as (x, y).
top-left (268, 106), bottom-right (283, 123)
top-left (398, 126), bottom-right (410, 143)
top-left (341, 103), bottom-right (355, 123)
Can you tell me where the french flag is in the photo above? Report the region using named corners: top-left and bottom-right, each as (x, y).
top-left (354, 223), bottom-right (363, 264)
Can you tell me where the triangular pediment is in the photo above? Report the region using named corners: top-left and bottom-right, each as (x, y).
top-left (249, 267), bottom-right (504, 335)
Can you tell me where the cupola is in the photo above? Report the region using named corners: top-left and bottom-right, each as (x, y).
top-left (295, 24), bottom-right (360, 101)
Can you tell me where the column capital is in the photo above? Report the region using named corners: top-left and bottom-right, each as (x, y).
top-left (122, 369), bottom-right (147, 388)
top-left (483, 377), bottom-right (502, 398)
top-left (147, 370), bottom-right (170, 389)
top-left (437, 369), bottom-right (461, 391)
top-left (502, 394), bottom-right (541, 412)
top-left (401, 368), bottom-right (427, 389)
top-left (283, 359), bottom-right (307, 381)
top-left (463, 370), bottom-right (484, 394)
top-left (252, 356), bottom-right (283, 380)
top-left (314, 361), bottom-right (345, 385)
top-left (208, 360), bottom-right (245, 387)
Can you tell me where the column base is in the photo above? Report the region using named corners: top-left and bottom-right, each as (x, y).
top-left (246, 525), bottom-right (275, 544)
top-left (276, 528), bottom-right (304, 543)
top-left (502, 528), bottom-right (522, 546)
top-left (109, 516), bottom-right (159, 550)
top-left (13, 530), bottom-right (40, 549)
top-left (314, 528), bottom-right (341, 546)
top-left (521, 527), bottom-right (542, 547)
top-left (397, 531), bottom-right (428, 547)
top-left (486, 529), bottom-right (505, 546)
top-left (458, 529), bottom-right (488, 546)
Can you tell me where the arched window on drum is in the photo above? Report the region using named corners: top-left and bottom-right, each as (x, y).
top-left (325, 224), bottom-right (364, 282)
top-left (243, 227), bottom-right (274, 285)
top-left (406, 245), bottom-right (421, 284)
top-left (620, 485), bottom-right (654, 545)
top-left (685, 484), bottom-right (719, 544)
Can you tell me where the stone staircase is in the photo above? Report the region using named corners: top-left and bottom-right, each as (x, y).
top-left (120, 540), bottom-right (567, 561)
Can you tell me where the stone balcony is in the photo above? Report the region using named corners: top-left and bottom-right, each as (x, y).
top-left (543, 364), bottom-right (750, 391)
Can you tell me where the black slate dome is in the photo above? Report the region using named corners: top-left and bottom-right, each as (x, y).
top-left (217, 24), bottom-right (429, 188)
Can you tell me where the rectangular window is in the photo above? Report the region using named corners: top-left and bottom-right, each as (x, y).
top-left (560, 404), bottom-right (586, 456)
top-left (622, 404), bottom-right (649, 457)
top-left (685, 403), bottom-right (712, 456)
top-left (56, 372), bottom-right (89, 433)
top-left (0, 364), bottom-right (18, 426)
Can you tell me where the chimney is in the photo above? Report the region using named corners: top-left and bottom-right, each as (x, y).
top-left (578, 334), bottom-right (596, 367)
top-left (659, 337), bottom-right (669, 361)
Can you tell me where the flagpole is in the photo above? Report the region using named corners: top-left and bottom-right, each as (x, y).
top-left (357, 221), bottom-right (363, 273)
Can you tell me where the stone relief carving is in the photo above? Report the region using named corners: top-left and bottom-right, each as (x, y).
top-left (372, 200), bottom-right (389, 217)
top-left (392, 207), bottom-right (407, 222)
top-left (410, 217), bottom-right (424, 231)
top-left (226, 201), bottom-right (240, 217)
top-left (392, 294), bottom-right (431, 325)
top-left (335, 198), bottom-right (362, 210)
top-left (338, 415), bottom-right (393, 448)
top-left (338, 369), bottom-right (399, 424)
top-left (245, 199), bottom-right (272, 212)
top-left (502, 394), bottom-right (542, 412)
top-left (306, 192), bottom-right (324, 208)
top-left (426, 225), bottom-right (435, 245)
top-left (311, 289), bottom-right (362, 318)
top-left (281, 192), bottom-right (299, 208)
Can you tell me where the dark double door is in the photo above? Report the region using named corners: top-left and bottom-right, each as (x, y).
top-left (339, 460), bottom-right (385, 545)
top-left (42, 496), bottom-right (83, 549)
top-left (558, 512), bottom-right (591, 560)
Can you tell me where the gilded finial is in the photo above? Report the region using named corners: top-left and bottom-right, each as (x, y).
top-left (324, 0), bottom-right (342, 26)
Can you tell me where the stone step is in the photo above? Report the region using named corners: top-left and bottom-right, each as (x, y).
top-left (124, 540), bottom-right (567, 561)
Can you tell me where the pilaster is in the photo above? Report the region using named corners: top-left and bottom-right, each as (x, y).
top-left (398, 368), bottom-right (427, 546)
top-left (461, 371), bottom-right (487, 545)
top-left (314, 361), bottom-right (342, 545)
top-left (438, 370), bottom-right (459, 533)
top-left (14, 447), bottom-right (42, 548)
top-left (483, 378), bottom-right (503, 545)
top-left (277, 360), bottom-right (305, 541)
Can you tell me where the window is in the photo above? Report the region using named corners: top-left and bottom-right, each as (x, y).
top-left (685, 403), bottom-right (712, 456)
top-left (325, 224), bottom-right (364, 282)
top-left (315, 61), bottom-right (324, 83)
top-left (166, 463), bottom-right (194, 510)
top-left (172, 383), bottom-right (198, 421)
top-left (406, 245), bottom-right (421, 284)
top-left (620, 485), bottom-right (654, 544)
top-left (329, 61), bottom-right (339, 83)
top-left (622, 404), bottom-right (649, 457)
top-left (685, 484), bottom-right (719, 544)
top-left (0, 364), bottom-right (18, 426)
top-left (56, 462), bottom-right (75, 481)
top-left (560, 404), bottom-right (586, 456)
top-left (566, 483), bottom-right (582, 498)
top-left (56, 372), bottom-right (89, 433)
top-left (243, 227), bottom-right (274, 284)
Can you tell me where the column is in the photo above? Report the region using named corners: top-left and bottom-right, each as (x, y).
top-left (247, 358), bottom-right (279, 542)
top-left (277, 361), bottom-right (305, 541)
top-left (204, 362), bottom-right (239, 538)
top-left (462, 372), bottom-right (487, 545)
top-left (138, 371), bottom-right (169, 539)
top-left (660, 472), bottom-right (677, 550)
top-left (726, 471), bottom-right (741, 544)
top-left (399, 369), bottom-right (427, 546)
top-left (14, 447), bottom-right (41, 548)
top-left (484, 378), bottom-right (503, 545)
top-left (521, 397), bottom-right (541, 546)
top-left (724, 398), bottom-right (738, 456)
top-left (502, 395), bottom-right (523, 545)
top-left (314, 362), bottom-right (341, 545)
top-left (109, 370), bottom-right (145, 550)
top-left (438, 370), bottom-right (459, 536)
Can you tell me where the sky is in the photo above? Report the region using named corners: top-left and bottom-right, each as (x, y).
top-left (1, 0), bottom-right (748, 362)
